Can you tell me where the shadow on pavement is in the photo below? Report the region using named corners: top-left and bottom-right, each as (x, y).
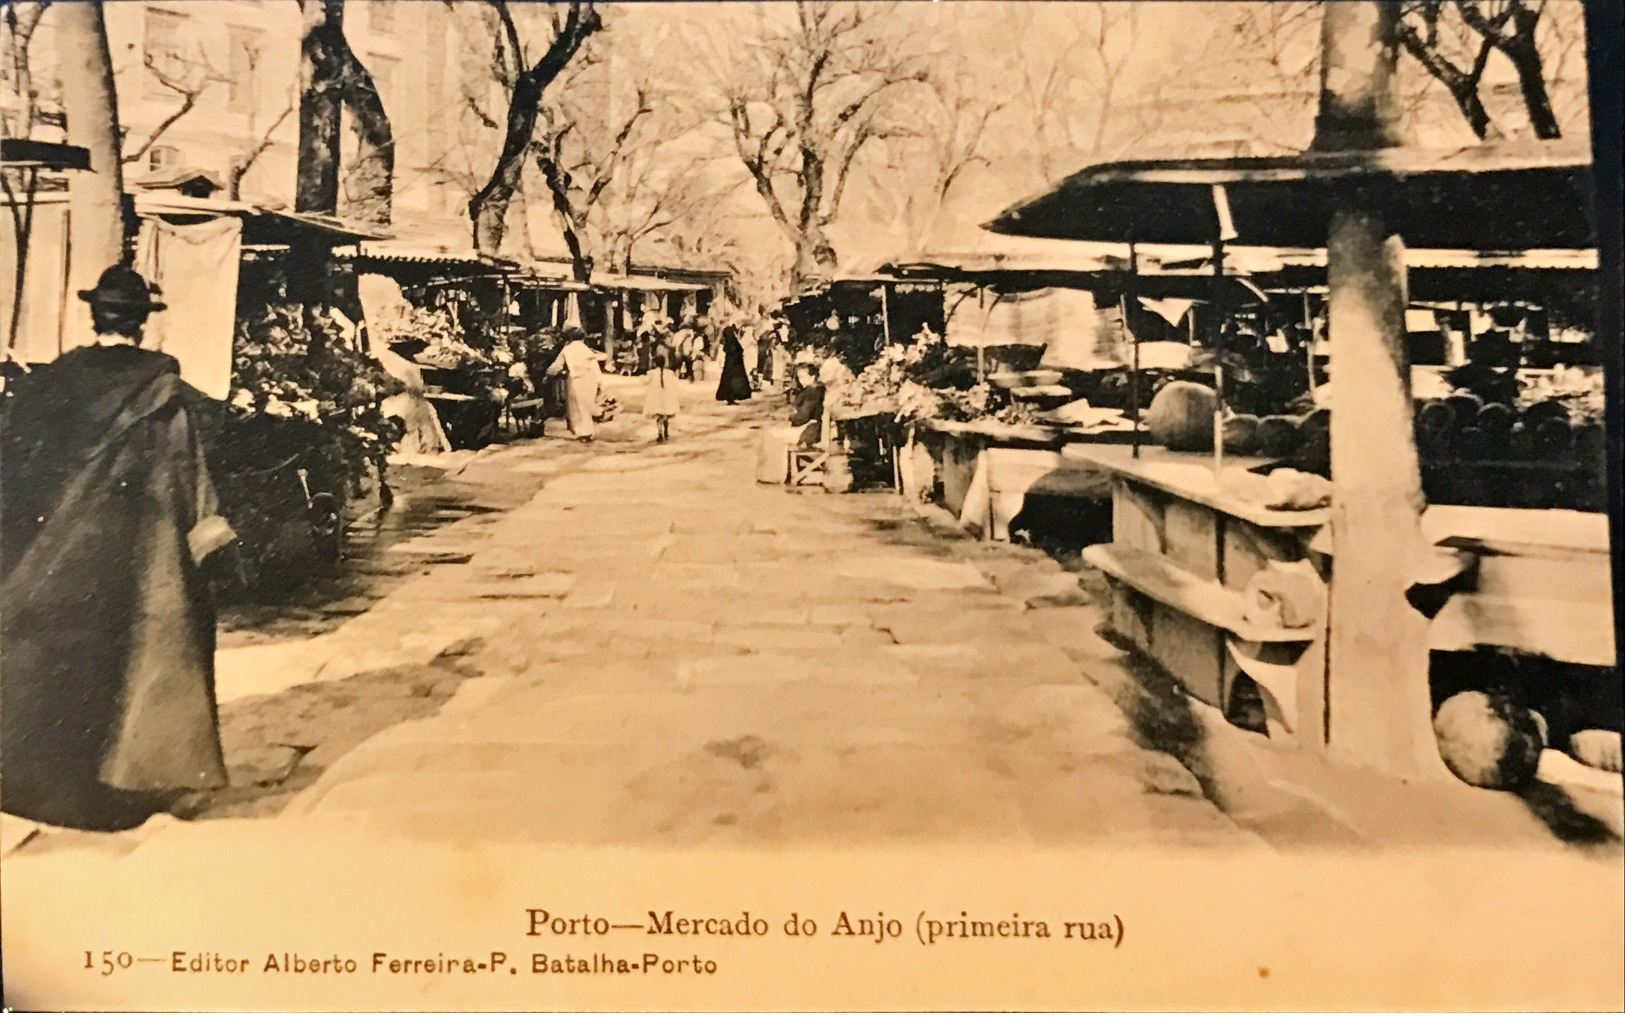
top-left (198, 641), bottom-right (484, 820)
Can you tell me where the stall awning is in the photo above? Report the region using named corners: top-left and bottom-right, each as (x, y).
top-left (985, 143), bottom-right (1596, 250)
top-left (352, 239), bottom-right (515, 274)
top-left (594, 273), bottom-right (706, 292)
top-left (132, 194), bottom-right (385, 245)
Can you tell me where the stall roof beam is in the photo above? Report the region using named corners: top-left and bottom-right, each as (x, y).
top-left (0, 139), bottom-right (91, 171)
top-left (985, 143), bottom-right (1596, 251)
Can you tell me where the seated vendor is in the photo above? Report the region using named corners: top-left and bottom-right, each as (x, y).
top-left (753, 360), bottom-right (826, 484)
top-left (789, 361), bottom-right (824, 447)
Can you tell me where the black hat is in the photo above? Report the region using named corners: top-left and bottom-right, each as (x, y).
top-left (77, 264), bottom-right (167, 312)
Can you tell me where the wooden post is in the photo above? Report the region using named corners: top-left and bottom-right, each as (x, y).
top-left (1128, 243), bottom-right (1142, 459)
top-left (1302, 289), bottom-right (1317, 398)
top-left (1211, 237), bottom-right (1226, 478)
top-left (880, 282), bottom-right (893, 348)
top-left (1314, 0), bottom-right (1450, 779)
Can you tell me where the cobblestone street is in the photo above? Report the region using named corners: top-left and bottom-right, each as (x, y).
top-left (203, 378), bottom-right (1250, 847)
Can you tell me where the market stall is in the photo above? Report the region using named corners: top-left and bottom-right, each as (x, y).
top-left (984, 142), bottom-right (1611, 777)
top-left (879, 256), bottom-right (1280, 540)
top-left (352, 240), bottom-right (523, 449)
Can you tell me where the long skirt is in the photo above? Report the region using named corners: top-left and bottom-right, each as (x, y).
top-left (566, 375), bottom-right (598, 437)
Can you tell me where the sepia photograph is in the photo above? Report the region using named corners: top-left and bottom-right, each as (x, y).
top-left (1, 0), bottom-right (1621, 1009)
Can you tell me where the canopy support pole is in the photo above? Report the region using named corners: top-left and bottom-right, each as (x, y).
top-left (880, 282), bottom-right (893, 351)
top-left (1127, 241), bottom-right (1142, 459)
top-left (1302, 288), bottom-right (1316, 402)
top-left (1211, 237), bottom-right (1226, 479)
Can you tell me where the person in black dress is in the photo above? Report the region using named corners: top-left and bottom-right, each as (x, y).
top-left (715, 325), bottom-right (753, 404)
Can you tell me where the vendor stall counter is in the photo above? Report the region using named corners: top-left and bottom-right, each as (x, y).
top-left (1065, 446), bottom-right (1332, 744)
top-left (1067, 445), bottom-right (1616, 750)
top-left (919, 418), bottom-right (1137, 540)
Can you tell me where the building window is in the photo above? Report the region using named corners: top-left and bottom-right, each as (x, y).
top-left (368, 1), bottom-right (397, 35)
top-left (143, 7), bottom-right (190, 96)
top-left (149, 145), bottom-right (180, 172)
top-left (227, 27), bottom-right (262, 114)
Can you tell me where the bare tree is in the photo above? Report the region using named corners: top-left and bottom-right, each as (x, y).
top-left (227, 97), bottom-right (295, 200)
top-left (1395, 3), bottom-right (1502, 138)
top-left (1008, 3), bottom-right (1171, 177)
top-left (2, 1), bottom-right (52, 140)
top-left (713, 1), bottom-right (931, 290)
top-left (599, 158), bottom-right (741, 272)
top-left (464, 0), bottom-right (600, 256)
top-left (529, 52), bottom-right (657, 282)
top-left (1218, 0), bottom-right (1569, 145)
top-left (894, 65), bottom-right (1008, 253)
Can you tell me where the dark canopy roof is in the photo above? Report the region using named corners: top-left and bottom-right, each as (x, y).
top-left (984, 143), bottom-right (1596, 250)
top-left (883, 260), bottom-right (1269, 304)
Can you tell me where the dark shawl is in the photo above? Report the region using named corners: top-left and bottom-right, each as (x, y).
top-left (715, 334), bottom-right (752, 402)
top-left (2, 346), bottom-right (232, 830)
top-left (789, 382), bottom-right (825, 446)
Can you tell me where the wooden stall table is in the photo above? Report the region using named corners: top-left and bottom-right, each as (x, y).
top-left (1065, 445), bottom-right (1333, 744)
top-left (919, 417), bottom-right (1138, 540)
top-left (1420, 505), bottom-right (1614, 668)
top-left (829, 400), bottom-right (900, 492)
top-left (1070, 444), bottom-right (1617, 753)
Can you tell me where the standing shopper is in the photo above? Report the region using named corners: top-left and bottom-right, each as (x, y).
top-left (1, 266), bottom-right (235, 830)
top-left (545, 329), bottom-right (605, 442)
top-left (715, 326), bottom-right (753, 404)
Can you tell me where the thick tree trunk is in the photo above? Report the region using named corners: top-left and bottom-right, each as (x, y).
top-left (1312, 1), bottom-right (1404, 151)
top-left (471, 75), bottom-right (542, 255)
top-left (57, 0), bottom-right (126, 346)
top-left (297, 0), bottom-right (342, 215)
top-left (297, 0), bottom-right (393, 223)
top-left (1313, 1), bottom-right (1451, 780)
top-left (339, 45), bottom-right (394, 225)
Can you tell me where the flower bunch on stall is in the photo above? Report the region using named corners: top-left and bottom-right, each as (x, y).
top-left (838, 326), bottom-right (992, 423)
top-left (229, 303), bottom-right (404, 485)
top-left (372, 305), bottom-right (490, 370)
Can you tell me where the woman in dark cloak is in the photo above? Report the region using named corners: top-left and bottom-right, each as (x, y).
top-left (715, 326), bottom-right (753, 404)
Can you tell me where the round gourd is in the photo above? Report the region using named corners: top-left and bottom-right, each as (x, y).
top-left (1522, 399), bottom-right (1569, 427)
top-left (1433, 691), bottom-right (1545, 791)
top-left (1223, 414), bottom-right (1261, 455)
top-left (1534, 418), bottom-right (1574, 460)
top-left (1574, 423), bottom-right (1606, 469)
top-left (1145, 381), bottom-right (1217, 451)
top-left (1255, 415), bottom-right (1299, 459)
top-left (1416, 401), bottom-right (1456, 461)
top-left (1458, 425), bottom-right (1488, 460)
top-left (1508, 422), bottom-right (1536, 461)
top-left (1475, 402), bottom-right (1515, 438)
top-left (1445, 392), bottom-right (1485, 422)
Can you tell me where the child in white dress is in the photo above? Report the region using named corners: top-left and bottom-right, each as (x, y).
top-left (643, 347), bottom-right (681, 443)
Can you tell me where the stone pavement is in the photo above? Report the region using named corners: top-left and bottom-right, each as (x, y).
top-left (254, 380), bottom-right (1253, 848)
top-left (5, 375), bottom-right (1618, 859)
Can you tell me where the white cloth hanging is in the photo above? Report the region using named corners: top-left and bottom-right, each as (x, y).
top-left (134, 217), bottom-right (242, 399)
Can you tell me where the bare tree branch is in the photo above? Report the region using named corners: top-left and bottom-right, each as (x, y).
top-left (123, 51), bottom-right (223, 165)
